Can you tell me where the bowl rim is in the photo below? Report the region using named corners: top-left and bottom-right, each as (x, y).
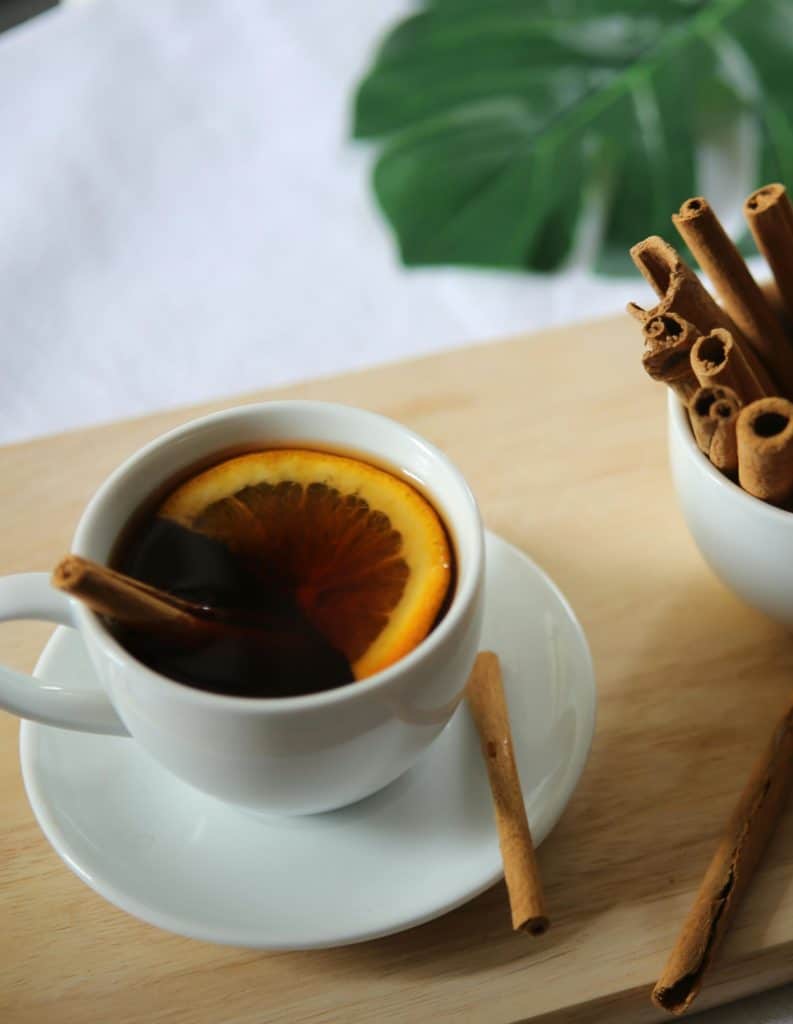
top-left (668, 389), bottom-right (793, 524)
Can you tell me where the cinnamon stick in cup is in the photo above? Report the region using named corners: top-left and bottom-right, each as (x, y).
top-left (688, 386), bottom-right (741, 476)
top-left (641, 313), bottom-right (700, 401)
top-left (673, 197), bottom-right (791, 395)
top-left (466, 651), bottom-right (548, 935)
top-left (652, 698), bottom-right (793, 1015)
top-left (53, 555), bottom-right (203, 633)
top-left (689, 328), bottom-right (766, 405)
top-left (736, 397), bottom-right (793, 505)
top-left (744, 184), bottom-right (793, 322)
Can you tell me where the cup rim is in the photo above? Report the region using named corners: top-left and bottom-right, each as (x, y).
top-left (72, 400), bottom-right (484, 715)
top-left (669, 389), bottom-right (793, 524)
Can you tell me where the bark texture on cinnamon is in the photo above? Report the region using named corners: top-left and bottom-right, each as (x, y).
top-left (466, 651), bottom-right (548, 935)
top-left (652, 698), bottom-right (793, 1015)
top-left (673, 197), bottom-right (791, 395)
top-left (628, 236), bottom-right (742, 341)
top-left (641, 313), bottom-right (699, 401)
top-left (708, 400), bottom-right (740, 476)
top-left (744, 184), bottom-right (793, 323)
top-left (688, 386), bottom-right (741, 476)
top-left (736, 397), bottom-right (793, 505)
top-left (689, 328), bottom-right (766, 405)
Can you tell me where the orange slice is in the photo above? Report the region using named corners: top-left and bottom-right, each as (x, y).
top-left (159, 449), bottom-right (452, 679)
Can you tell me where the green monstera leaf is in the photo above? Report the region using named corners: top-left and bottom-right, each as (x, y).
top-left (353, 0), bottom-right (793, 275)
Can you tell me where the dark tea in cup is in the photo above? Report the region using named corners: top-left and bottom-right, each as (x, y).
top-left (112, 449), bottom-right (454, 698)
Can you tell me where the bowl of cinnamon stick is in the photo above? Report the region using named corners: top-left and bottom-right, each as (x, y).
top-left (631, 184), bottom-right (793, 625)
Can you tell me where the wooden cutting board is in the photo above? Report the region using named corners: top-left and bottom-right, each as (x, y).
top-left (3, 314), bottom-right (793, 1024)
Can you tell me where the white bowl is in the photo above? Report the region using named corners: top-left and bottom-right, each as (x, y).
top-left (668, 390), bottom-right (793, 624)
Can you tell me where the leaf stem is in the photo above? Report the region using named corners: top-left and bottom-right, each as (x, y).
top-left (529, 0), bottom-right (748, 160)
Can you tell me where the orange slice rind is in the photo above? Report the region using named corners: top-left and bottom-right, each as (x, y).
top-left (159, 449), bottom-right (451, 679)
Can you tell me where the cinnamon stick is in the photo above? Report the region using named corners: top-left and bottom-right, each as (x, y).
top-left (466, 651), bottom-right (548, 935)
top-left (687, 386), bottom-right (742, 476)
top-left (53, 555), bottom-right (204, 633)
top-left (689, 387), bottom-right (732, 453)
top-left (641, 313), bottom-right (699, 401)
top-left (744, 184), bottom-right (793, 323)
top-left (652, 697), bottom-right (793, 1015)
top-left (709, 401), bottom-right (740, 477)
top-left (736, 397), bottom-right (793, 505)
top-left (628, 236), bottom-right (742, 340)
top-left (673, 197), bottom-right (791, 395)
top-left (689, 328), bottom-right (766, 405)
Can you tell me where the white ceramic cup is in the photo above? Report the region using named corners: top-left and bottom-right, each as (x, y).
top-left (0, 402), bottom-right (485, 815)
top-left (668, 389), bottom-right (793, 624)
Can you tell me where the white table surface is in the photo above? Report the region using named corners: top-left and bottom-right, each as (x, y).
top-left (1, 1), bottom-right (792, 1020)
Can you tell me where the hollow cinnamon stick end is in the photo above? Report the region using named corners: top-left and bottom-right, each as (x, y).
top-left (519, 914), bottom-right (550, 937)
top-left (51, 555), bottom-right (88, 592)
top-left (630, 236), bottom-right (678, 296)
top-left (737, 397), bottom-right (793, 504)
top-left (641, 312), bottom-right (699, 399)
top-left (688, 386), bottom-right (741, 455)
top-left (744, 182), bottom-right (786, 217)
top-left (504, 837), bottom-right (549, 935)
top-left (673, 196), bottom-right (710, 226)
top-left (646, 311), bottom-right (688, 336)
top-left (691, 327), bottom-right (731, 372)
top-left (651, 978), bottom-right (698, 1017)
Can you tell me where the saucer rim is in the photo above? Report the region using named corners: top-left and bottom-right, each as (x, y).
top-left (19, 530), bottom-right (596, 949)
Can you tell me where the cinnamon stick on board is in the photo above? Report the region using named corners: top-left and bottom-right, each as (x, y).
top-left (744, 184), bottom-right (793, 322)
top-left (689, 328), bottom-right (766, 405)
top-left (687, 386), bottom-right (741, 476)
top-left (466, 651), bottom-right (549, 935)
top-left (673, 197), bottom-right (792, 395)
top-left (641, 313), bottom-right (700, 401)
top-left (652, 698), bottom-right (793, 1015)
top-left (736, 397), bottom-right (793, 505)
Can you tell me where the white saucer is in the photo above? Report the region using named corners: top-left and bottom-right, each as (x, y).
top-left (20, 531), bottom-right (595, 949)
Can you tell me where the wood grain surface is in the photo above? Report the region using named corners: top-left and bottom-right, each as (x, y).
top-left (3, 315), bottom-right (793, 1023)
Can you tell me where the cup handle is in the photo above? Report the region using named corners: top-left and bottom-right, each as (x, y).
top-left (0, 573), bottom-right (128, 735)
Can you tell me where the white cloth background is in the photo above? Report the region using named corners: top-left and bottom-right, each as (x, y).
top-left (0, 0), bottom-right (647, 445)
top-left (1, 2), bottom-right (793, 1020)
